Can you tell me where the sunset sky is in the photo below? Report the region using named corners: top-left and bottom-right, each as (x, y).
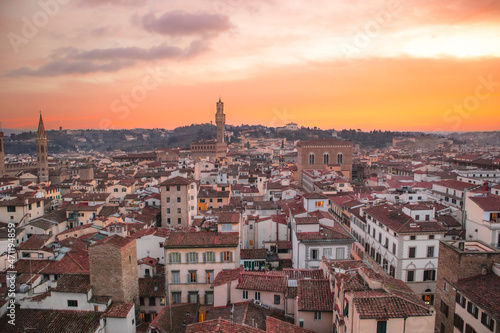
top-left (1, 0), bottom-right (499, 132)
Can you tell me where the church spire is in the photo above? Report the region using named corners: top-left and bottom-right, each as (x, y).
top-left (37, 111), bottom-right (46, 139)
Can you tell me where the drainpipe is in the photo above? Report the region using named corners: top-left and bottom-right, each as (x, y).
top-left (403, 316), bottom-right (407, 333)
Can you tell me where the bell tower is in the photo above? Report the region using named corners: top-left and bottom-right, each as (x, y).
top-left (36, 112), bottom-right (49, 182)
top-left (215, 97), bottom-right (225, 143)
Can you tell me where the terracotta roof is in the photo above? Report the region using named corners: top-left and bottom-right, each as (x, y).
top-left (266, 316), bottom-right (316, 333)
top-left (275, 241), bottom-right (292, 250)
top-left (353, 291), bottom-right (431, 319)
top-left (52, 274), bottom-right (91, 293)
top-left (165, 231), bottom-right (239, 248)
top-left (139, 276), bottom-right (165, 297)
top-left (105, 302), bottom-right (134, 318)
top-left (296, 223), bottom-right (354, 242)
top-left (469, 195), bottom-right (500, 212)
top-left (17, 234), bottom-right (52, 250)
top-left (186, 317), bottom-right (263, 333)
top-left (150, 303), bottom-right (199, 333)
top-left (160, 176), bottom-right (192, 186)
top-left (0, 308), bottom-right (103, 332)
top-left (241, 249), bottom-right (267, 260)
top-left (455, 273), bottom-right (500, 320)
top-left (215, 212), bottom-right (241, 223)
top-left (282, 269), bottom-right (324, 280)
top-left (90, 235), bottom-right (135, 248)
top-left (303, 192), bottom-right (328, 200)
top-left (434, 179), bottom-right (477, 191)
top-left (236, 272), bottom-right (287, 293)
top-left (297, 279), bottom-right (333, 311)
top-left (211, 266), bottom-right (244, 287)
top-left (138, 256), bottom-right (158, 267)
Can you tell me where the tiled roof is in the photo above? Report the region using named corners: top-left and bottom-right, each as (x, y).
top-left (104, 302), bottom-right (134, 318)
top-left (237, 272), bottom-right (287, 293)
top-left (139, 276), bottom-right (165, 297)
top-left (275, 241), bottom-right (292, 250)
top-left (165, 231), bottom-right (239, 248)
top-left (470, 195), bottom-right (500, 212)
top-left (303, 192), bottom-right (328, 200)
top-left (455, 273), bottom-right (500, 320)
top-left (160, 176), bottom-right (192, 186)
top-left (282, 269), bottom-right (323, 280)
top-left (150, 303), bottom-right (199, 333)
top-left (138, 256), bottom-right (158, 266)
top-left (211, 266), bottom-right (244, 287)
top-left (52, 274), bottom-right (91, 294)
top-left (266, 316), bottom-right (316, 333)
top-left (0, 308), bottom-right (103, 332)
top-left (297, 279), bottom-right (333, 311)
top-left (296, 223), bottom-right (354, 242)
top-left (90, 235), bottom-right (135, 248)
top-left (352, 291), bottom-right (430, 319)
top-left (434, 179), bottom-right (477, 191)
top-left (17, 234), bottom-right (52, 250)
top-left (241, 249), bottom-right (267, 260)
top-left (216, 212), bottom-right (241, 223)
top-left (186, 317), bottom-right (263, 333)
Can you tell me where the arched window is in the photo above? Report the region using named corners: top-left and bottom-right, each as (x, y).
top-left (309, 153), bottom-right (315, 165)
top-left (323, 153), bottom-right (329, 165)
top-left (337, 153), bottom-right (343, 165)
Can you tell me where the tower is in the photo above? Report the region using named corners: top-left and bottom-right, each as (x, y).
top-left (215, 97), bottom-right (225, 143)
top-left (215, 98), bottom-right (227, 158)
top-left (36, 112), bottom-right (49, 182)
top-left (0, 131), bottom-right (5, 177)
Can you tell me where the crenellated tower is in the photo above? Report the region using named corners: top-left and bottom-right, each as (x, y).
top-left (0, 131), bottom-right (4, 177)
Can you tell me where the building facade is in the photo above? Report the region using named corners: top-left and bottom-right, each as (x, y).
top-left (36, 113), bottom-right (49, 182)
top-left (160, 176), bottom-right (197, 228)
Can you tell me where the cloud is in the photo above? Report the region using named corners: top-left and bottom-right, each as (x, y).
top-left (141, 10), bottom-right (232, 36)
top-left (79, 0), bottom-right (147, 7)
top-left (4, 41), bottom-right (208, 77)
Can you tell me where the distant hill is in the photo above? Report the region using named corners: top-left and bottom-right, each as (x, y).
top-left (4, 124), bottom-right (495, 155)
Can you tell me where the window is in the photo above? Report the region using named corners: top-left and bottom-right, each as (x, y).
top-left (243, 291), bottom-right (248, 300)
top-left (169, 252), bottom-right (181, 263)
top-left (314, 311), bottom-right (322, 321)
top-left (309, 153), bottom-right (315, 165)
top-left (425, 215), bottom-right (430, 221)
top-left (172, 292), bottom-right (181, 304)
top-left (337, 153), bottom-right (343, 164)
top-left (315, 201), bottom-right (324, 207)
top-left (467, 301), bottom-right (479, 319)
top-left (204, 251), bottom-right (215, 263)
top-left (167, 218), bottom-right (171, 224)
top-left (166, 197), bottom-right (170, 203)
top-left (323, 153), bottom-right (329, 165)
top-left (7, 206), bottom-right (16, 212)
top-left (188, 270), bottom-right (197, 283)
top-left (217, 198), bottom-right (223, 203)
top-left (444, 281), bottom-right (449, 293)
top-left (206, 270), bottom-right (214, 284)
top-left (311, 249), bottom-right (319, 260)
top-left (481, 313), bottom-right (495, 331)
top-left (188, 291), bottom-right (198, 303)
top-left (67, 300), bottom-right (78, 307)
top-left (465, 324), bottom-right (477, 333)
top-left (410, 235), bottom-right (416, 240)
top-left (145, 268), bottom-right (150, 277)
top-left (429, 235), bottom-right (434, 239)
top-left (441, 301), bottom-right (449, 318)
top-left (423, 269), bottom-right (436, 281)
top-left (167, 208), bottom-right (170, 214)
top-left (323, 248), bottom-right (332, 259)
top-left (409, 247), bottom-right (416, 258)
top-left (166, 186), bottom-right (170, 191)
top-left (422, 294), bottom-right (434, 305)
top-left (221, 251), bottom-right (233, 262)
top-left (172, 271), bottom-right (180, 284)
top-left (221, 224), bottom-right (232, 232)
top-left (177, 197), bottom-right (181, 203)
top-left (415, 215), bottom-right (420, 221)
top-left (140, 297), bottom-right (145, 306)
top-left (114, 188), bottom-right (118, 192)
top-left (427, 246), bottom-right (435, 258)
top-left (205, 291), bottom-right (214, 305)
top-left (454, 314), bottom-right (465, 332)
top-left (389, 265), bottom-right (395, 278)
top-left (177, 218), bottom-right (181, 224)
top-left (456, 293), bottom-right (466, 308)
top-left (392, 243), bottom-right (396, 254)
top-left (299, 319), bottom-right (304, 328)
top-left (407, 270), bottom-right (415, 282)
top-left (149, 297), bottom-right (156, 306)
top-left (177, 186), bottom-right (181, 191)
top-left (255, 292), bottom-right (261, 301)
top-left (376, 321), bottom-right (387, 333)
top-left (187, 252), bottom-right (198, 263)
top-left (161, 297), bottom-right (166, 306)
top-left (177, 208), bottom-right (181, 214)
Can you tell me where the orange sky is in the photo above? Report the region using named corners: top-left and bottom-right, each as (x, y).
top-left (1, 0), bottom-right (499, 132)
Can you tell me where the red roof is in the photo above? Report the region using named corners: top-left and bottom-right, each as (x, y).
top-left (470, 195), bottom-right (500, 212)
top-left (297, 279), bottom-right (333, 311)
top-left (105, 302), bottom-right (134, 318)
top-left (434, 179), bottom-right (477, 191)
top-left (211, 266), bottom-right (244, 287)
top-left (165, 231), bottom-right (239, 248)
top-left (236, 272), bottom-right (287, 293)
top-left (90, 235), bottom-right (135, 248)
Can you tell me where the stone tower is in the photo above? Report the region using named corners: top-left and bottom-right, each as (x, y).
top-left (36, 113), bottom-right (49, 182)
top-left (215, 98), bottom-right (227, 158)
top-left (0, 131), bottom-right (5, 177)
top-left (89, 236), bottom-right (139, 307)
top-left (215, 98), bottom-right (225, 143)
